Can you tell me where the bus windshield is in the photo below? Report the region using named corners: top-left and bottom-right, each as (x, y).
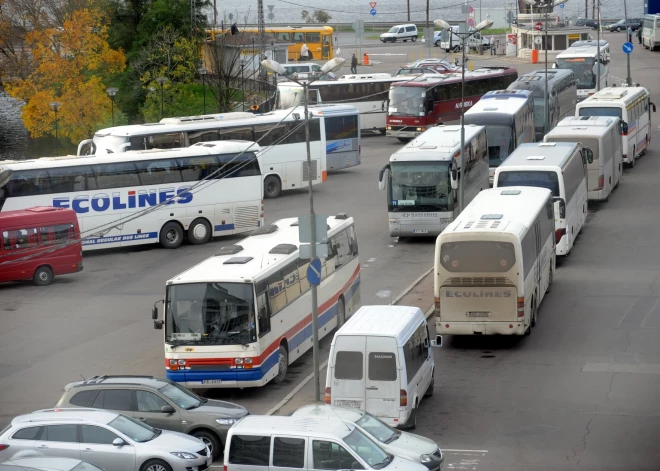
top-left (440, 241), bottom-right (516, 273)
top-left (388, 161), bottom-right (453, 211)
top-left (485, 125), bottom-right (513, 167)
top-left (388, 87), bottom-right (425, 116)
top-left (165, 282), bottom-right (257, 346)
top-left (497, 170), bottom-right (560, 197)
top-left (279, 86), bottom-right (304, 108)
top-left (556, 58), bottom-right (597, 89)
top-left (578, 107), bottom-right (622, 119)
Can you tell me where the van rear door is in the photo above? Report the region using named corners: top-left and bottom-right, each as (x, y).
top-left (330, 335), bottom-right (366, 409)
top-left (365, 337), bottom-right (400, 421)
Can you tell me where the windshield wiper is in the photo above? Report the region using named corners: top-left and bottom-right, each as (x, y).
top-left (384, 432), bottom-right (400, 444)
top-left (373, 454), bottom-right (394, 469)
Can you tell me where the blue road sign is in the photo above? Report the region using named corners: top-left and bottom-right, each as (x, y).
top-left (307, 258), bottom-right (322, 286)
top-left (370, 8), bottom-right (377, 15)
top-left (623, 42), bottom-right (634, 54)
top-left (559, 3), bottom-right (564, 8)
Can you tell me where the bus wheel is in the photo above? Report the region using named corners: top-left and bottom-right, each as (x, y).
top-left (531, 300), bottom-right (538, 328)
top-left (188, 218), bottom-right (212, 245)
top-left (273, 345), bottom-right (288, 384)
top-left (337, 297), bottom-right (346, 327)
top-left (160, 222), bottom-right (184, 249)
top-left (33, 266), bottom-right (53, 286)
top-left (642, 137), bottom-right (648, 156)
top-left (547, 267), bottom-right (553, 293)
top-left (264, 175), bottom-right (282, 199)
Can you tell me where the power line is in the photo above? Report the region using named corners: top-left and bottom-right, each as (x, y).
top-left (274, 0), bottom-right (478, 15)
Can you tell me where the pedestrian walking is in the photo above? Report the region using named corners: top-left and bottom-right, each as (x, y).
top-left (637, 27), bottom-right (642, 44)
top-left (627, 26), bottom-right (633, 43)
top-left (300, 42), bottom-right (310, 61)
top-left (490, 36), bottom-right (495, 55)
top-left (351, 53), bottom-right (358, 74)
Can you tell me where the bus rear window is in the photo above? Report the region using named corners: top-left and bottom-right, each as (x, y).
top-left (440, 241), bottom-right (516, 273)
top-left (497, 170), bottom-right (560, 197)
top-left (578, 107), bottom-right (622, 119)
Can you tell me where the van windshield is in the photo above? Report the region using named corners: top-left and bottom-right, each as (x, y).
top-left (344, 428), bottom-right (392, 469)
top-left (388, 26), bottom-right (399, 33)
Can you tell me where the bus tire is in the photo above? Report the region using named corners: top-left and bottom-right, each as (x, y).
top-left (33, 266), bottom-right (53, 286)
top-left (547, 267), bottom-right (554, 293)
top-left (337, 296), bottom-right (346, 327)
top-left (273, 345), bottom-right (288, 384)
top-left (264, 175), bottom-right (282, 199)
top-left (531, 299), bottom-right (538, 328)
top-left (160, 222), bottom-right (184, 249)
top-left (188, 218), bottom-right (212, 245)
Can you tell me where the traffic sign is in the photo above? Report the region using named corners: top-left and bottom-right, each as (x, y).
top-left (307, 258), bottom-right (322, 286)
top-left (370, 8), bottom-right (377, 16)
top-left (623, 42), bottom-right (634, 54)
top-left (468, 18), bottom-right (474, 26)
top-left (268, 12), bottom-right (275, 20)
top-left (559, 2), bottom-right (564, 7)
top-left (228, 13), bottom-right (234, 20)
top-left (535, 21), bottom-right (543, 31)
top-left (267, 4), bottom-right (274, 11)
top-left (369, 1), bottom-right (377, 8)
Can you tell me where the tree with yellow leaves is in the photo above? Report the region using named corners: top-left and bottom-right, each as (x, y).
top-left (5, 8), bottom-right (126, 144)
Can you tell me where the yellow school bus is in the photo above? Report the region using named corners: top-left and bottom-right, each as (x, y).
top-left (207, 26), bottom-right (335, 61)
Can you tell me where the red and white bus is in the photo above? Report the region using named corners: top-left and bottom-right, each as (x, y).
top-left (385, 66), bottom-right (519, 141)
top-left (0, 207), bottom-right (83, 286)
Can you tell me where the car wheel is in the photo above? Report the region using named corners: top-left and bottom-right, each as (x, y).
top-left (412, 36), bottom-right (417, 42)
top-left (33, 266), bottom-right (53, 286)
top-left (403, 39), bottom-right (408, 42)
top-left (272, 345), bottom-right (288, 384)
top-left (616, 26), bottom-right (621, 32)
top-left (264, 175), bottom-right (282, 199)
top-left (336, 296), bottom-right (346, 327)
top-left (435, 40), bottom-right (441, 47)
top-left (187, 218), bottom-right (212, 245)
top-left (408, 401), bottom-right (418, 430)
top-left (193, 430), bottom-right (221, 461)
top-left (141, 459), bottom-right (173, 471)
top-left (159, 221), bottom-right (184, 249)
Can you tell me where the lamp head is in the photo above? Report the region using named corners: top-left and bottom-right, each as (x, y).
top-left (106, 87), bottom-right (118, 98)
top-left (475, 19), bottom-right (494, 31)
top-left (320, 57), bottom-right (346, 74)
top-left (155, 77), bottom-right (168, 86)
top-left (49, 101), bottom-right (61, 112)
top-left (197, 67), bottom-right (207, 75)
top-left (434, 19), bottom-right (451, 30)
top-left (261, 59), bottom-right (287, 75)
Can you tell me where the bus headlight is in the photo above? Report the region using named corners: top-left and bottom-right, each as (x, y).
top-left (388, 219), bottom-right (400, 225)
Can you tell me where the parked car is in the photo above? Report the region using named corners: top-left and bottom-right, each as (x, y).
top-left (420, 31), bottom-right (442, 46)
top-left (608, 18), bottom-right (642, 32)
top-left (409, 59), bottom-right (460, 73)
top-left (381, 24), bottom-right (419, 42)
top-left (0, 408), bottom-right (211, 471)
top-left (55, 375), bottom-right (248, 460)
top-left (0, 457), bottom-right (103, 471)
top-left (575, 18), bottom-right (599, 29)
top-left (292, 404), bottom-right (444, 471)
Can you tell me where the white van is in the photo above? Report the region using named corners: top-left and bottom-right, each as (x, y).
top-left (325, 306), bottom-right (435, 430)
top-left (439, 26), bottom-right (490, 52)
top-left (494, 142), bottom-right (592, 256)
top-left (380, 24), bottom-right (419, 43)
top-left (544, 116), bottom-right (623, 202)
top-left (223, 416), bottom-right (428, 471)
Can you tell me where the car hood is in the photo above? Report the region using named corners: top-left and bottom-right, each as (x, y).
top-left (381, 32), bottom-right (397, 37)
top-left (188, 399), bottom-right (248, 419)
top-left (387, 455), bottom-right (429, 471)
top-left (149, 429), bottom-right (206, 451)
top-left (389, 431), bottom-right (438, 455)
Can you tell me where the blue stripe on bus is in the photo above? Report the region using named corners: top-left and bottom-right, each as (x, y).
top-left (82, 232), bottom-right (157, 246)
top-left (214, 224), bottom-right (236, 232)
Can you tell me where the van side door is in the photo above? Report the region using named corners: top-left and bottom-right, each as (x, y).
top-left (272, 436), bottom-right (307, 471)
top-left (310, 439), bottom-right (365, 471)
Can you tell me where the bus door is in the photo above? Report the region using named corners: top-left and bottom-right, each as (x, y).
top-left (533, 220), bottom-right (545, 301)
top-left (321, 34), bottom-right (332, 59)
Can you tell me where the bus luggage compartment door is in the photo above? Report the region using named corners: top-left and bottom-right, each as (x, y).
top-left (439, 285), bottom-right (518, 322)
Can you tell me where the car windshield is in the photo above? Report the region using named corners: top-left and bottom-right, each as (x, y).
top-left (165, 282), bottom-right (257, 346)
top-left (388, 86), bottom-right (425, 116)
top-left (355, 412), bottom-right (400, 443)
top-left (160, 383), bottom-right (202, 409)
top-left (388, 26), bottom-right (399, 33)
top-left (108, 414), bottom-right (158, 442)
top-left (343, 428), bottom-right (391, 469)
top-left (389, 161), bottom-right (453, 212)
top-left (556, 57), bottom-right (597, 89)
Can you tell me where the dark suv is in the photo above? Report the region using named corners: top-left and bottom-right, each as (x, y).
top-left (55, 375), bottom-right (248, 460)
top-left (575, 18), bottom-right (599, 29)
top-left (609, 18), bottom-right (642, 32)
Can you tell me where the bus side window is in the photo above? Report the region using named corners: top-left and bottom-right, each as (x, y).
top-left (145, 132), bottom-right (184, 150)
top-left (293, 32), bottom-right (304, 42)
top-left (255, 281), bottom-right (271, 337)
top-left (268, 271), bottom-right (287, 315)
top-left (347, 225), bottom-right (359, 257)
top-left (333, 230), bottom-right (351, 269)
top-left (3, 228), bottom-right (38, 250)
top-left (283, 261), bottom-right (302, 304)
top-left (298, 259), bottom-right (311, 294)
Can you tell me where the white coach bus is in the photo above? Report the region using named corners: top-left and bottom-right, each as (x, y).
top-left (642, 14), bottom-right (660, 50)
top-left (576, 87), bottom-right (656, 168)
top-left (79, 105), bottom-right (361, 198)
top-left (434, 187), bottom-right (555, 337)
top-left (554, 41), bottom-right (609, 102)
top-left (545, 116), bottom-right (623, 202)
top-left (0, 142), bottom-right (263, 250)
top-left (377, 124), bottom-right (489, 237)
top-left (152, 214), bottom-right (361, 388)
top-left (494, 142), bottom-right (592, 256)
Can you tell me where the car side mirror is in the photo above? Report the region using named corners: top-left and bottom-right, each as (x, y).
top-left (112, 438), bottom-right (126, 447)
top-left (430, 335), bottom-right (442, 347)
top-left (161, 405), bottom-right (175, 414)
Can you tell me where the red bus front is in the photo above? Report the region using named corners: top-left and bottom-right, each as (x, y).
top-left (0, 207), bottom-right (83, 286)
top-left (385, 68), bottom-right (519, 141)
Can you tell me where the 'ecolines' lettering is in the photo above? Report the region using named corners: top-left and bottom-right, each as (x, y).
top-left (53, 186), bottom-right (193, 214)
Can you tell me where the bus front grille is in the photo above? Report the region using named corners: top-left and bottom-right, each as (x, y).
top-left (234, 206), bottom-right (260, 228)
top-left (444, 277), bottom-right (514, 286)
top-left (303, 160), bottom-right (318, 181)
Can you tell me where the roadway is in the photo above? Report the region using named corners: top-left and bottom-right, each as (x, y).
top-left (1, 31), bottom-right (659, 470)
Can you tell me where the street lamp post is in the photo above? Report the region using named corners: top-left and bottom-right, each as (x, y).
top-left (240, 60), bottom-right (246, 112)
top-left (49, 101), bottom-right (61, 156)
top-left (261, 57), bottom-right (346, 402)
top-left (198, 68), bottom-right (208, 114)
top-left (435, 19), bottom-right (493, 212)
top-left (106, 87), bottom-right (118, 127)
top-left (155, 77), bottom-right (168, 120)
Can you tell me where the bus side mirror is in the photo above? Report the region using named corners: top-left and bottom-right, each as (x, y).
top-left (430, 335), bottom-right (442, 347)
top-left (621, 122), bottom-right (629, 134)
top-left (652, 103), bottom-right (657, 112)
top-left (450, 166), bottom-right (458, 190)
top-left (584, 148), bottom-right (594, 164)
top-left (553, 197), bottom-right (566, 219)
top-left (378, 164), bottom-right (390, 191)
top-left (152, 300), bottom-right (164, 329)
top-left (152, 306), bottom-right (158, 320)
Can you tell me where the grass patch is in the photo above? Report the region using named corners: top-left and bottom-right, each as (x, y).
top-left (481, 28), bottom-right (509, 35)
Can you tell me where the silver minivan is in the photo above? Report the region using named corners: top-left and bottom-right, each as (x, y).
top-left (224, 416), bottom-right (428, 471)
top-left (380, 24), bottom-right (418, 43)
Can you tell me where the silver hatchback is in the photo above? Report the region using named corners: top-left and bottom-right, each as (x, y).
top-left (0, 408), bottom-right (212, 471)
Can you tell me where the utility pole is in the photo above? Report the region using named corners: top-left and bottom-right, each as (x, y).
top-left (596, 0), bottom-right (601, 91)
top-left (407, 0), bottom-right (411, 21)
top-left (426, 0), bottom-right (431, 58)
top-left (544, 4), bottom-right (549, 136)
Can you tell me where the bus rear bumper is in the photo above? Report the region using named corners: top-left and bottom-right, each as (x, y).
top-left (437, 321), bottom-right (526, 335)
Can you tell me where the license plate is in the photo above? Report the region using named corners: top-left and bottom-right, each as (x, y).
top-left (413, 229), bottom-right (428, 234)
top-left (335, 400), bottom-right (361, 408)
top-left (202, 379), bottom-right (222, 384)
top-left (397, 133), bottom-right (405, 137)
top-left (467, 311), bottom-right (489, 317)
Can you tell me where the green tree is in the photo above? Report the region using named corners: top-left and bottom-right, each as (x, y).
top-left (139, 82), bottom-right (218, 122)
top-left (301, 9), bottom-right (332, 24)
top-left (136, 27), bottom-right (199, 85)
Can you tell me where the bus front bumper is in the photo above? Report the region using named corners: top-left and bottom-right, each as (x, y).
top-left (386, 129), bottom-right (423, 139)
top-left (166, 368), bottom-right (270, 389)
top-left (437, 320), bottom-right (526, 335)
